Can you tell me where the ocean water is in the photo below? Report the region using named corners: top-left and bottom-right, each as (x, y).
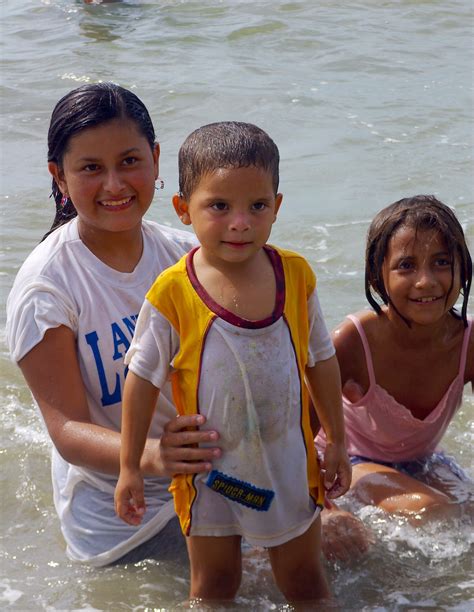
top-left (0, 0), bottom-right (473, 609)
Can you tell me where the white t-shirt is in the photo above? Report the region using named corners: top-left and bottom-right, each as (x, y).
top-left (126, 248), bottom-right (335, 547)
top-left (127, 285), bottom-right (334, 547)
top-left (6, 217), bottom-right (197, 566)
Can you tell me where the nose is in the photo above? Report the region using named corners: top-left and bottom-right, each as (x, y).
top-left (103, 169), bottom-right (125, 194)
top-left (229, 211), bottom-right (250, 232)
top-left (415, 265), bottom-right (436, 289)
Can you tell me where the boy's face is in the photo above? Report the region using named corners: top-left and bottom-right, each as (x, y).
top-left (173, 165), bottom-right (282, 266)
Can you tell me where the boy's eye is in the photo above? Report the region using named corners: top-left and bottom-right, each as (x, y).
top-left (211, 202), bottom-right (228, 211)
top-left (252, 201), bottom-right (267, 211)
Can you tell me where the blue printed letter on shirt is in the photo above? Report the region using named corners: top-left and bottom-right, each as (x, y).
top-left (85, 330), bottom-right (121, 406)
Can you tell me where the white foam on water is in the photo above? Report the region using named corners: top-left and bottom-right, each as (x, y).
top-left (386, 591), bottom-right (438, 607)
top-left (356, 505), bottom-right (473, 560)
top-left (457, 580), bottom-right (474, 591)
top-left (1, 392), bottom-right (50, 449)
top-left (60, 73), bottom-right (92, 84)
top-left (0, 580), bottom-right (23, 605)
top-left (305, 239), bottom-right (328, 252)
top-left (311, 225), bottom-right (330, 237)
top-left (13, 420), bottom-right (50, 448)
top-left (45, 607), bottom-right (102, 612)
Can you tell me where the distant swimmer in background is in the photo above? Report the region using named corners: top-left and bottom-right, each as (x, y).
top-left (319, 195), bottom-right (473, 548)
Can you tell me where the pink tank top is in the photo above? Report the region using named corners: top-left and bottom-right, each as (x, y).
top-left (316, 315), bottom-right (472, 462)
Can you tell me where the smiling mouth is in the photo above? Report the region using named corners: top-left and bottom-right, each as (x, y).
top-left (99, 197), bottom-right (133, 209)
top-left (411, 296), bottom-right (441, 303)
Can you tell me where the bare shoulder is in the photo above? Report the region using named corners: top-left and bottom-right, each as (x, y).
top-left (332, 310), bottom-right (378, 385)
top-left (332, 309), bottom-right (379, 351)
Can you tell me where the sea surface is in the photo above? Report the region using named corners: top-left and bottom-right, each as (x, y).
top-left (0, 0), bottom-right (473, 610)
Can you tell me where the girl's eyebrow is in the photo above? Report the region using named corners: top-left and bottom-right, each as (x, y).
top-left (394, 250), bottom-right (451, 264)
top-left (77, 147), bottom-right (141, 162)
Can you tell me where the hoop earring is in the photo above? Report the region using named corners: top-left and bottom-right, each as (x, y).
top-left (155, 177), bottom-right (165, 191)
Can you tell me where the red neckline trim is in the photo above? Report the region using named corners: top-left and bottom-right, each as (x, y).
top-left (185, 246), bottom-right (285, 329)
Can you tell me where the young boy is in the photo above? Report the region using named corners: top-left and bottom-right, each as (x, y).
top-left (115, 122), bottom-right (350, 603)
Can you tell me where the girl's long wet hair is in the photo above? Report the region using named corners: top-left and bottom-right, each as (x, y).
top-left (43, 82), bottom-right (156, 241)
top-left (365, 195), bottom-right (472, 327)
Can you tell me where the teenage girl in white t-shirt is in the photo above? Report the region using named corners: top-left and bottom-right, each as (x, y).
top-left (6, 83), bottom-right (220, 566)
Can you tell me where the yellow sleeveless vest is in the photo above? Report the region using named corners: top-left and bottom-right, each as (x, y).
top-left (146, 246), bottom-right (325, 534)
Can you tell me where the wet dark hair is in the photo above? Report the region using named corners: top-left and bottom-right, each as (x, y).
top-left (43, 82), bottom-right (156, 241)
top-left (178, 121), bottom-right (279, 200)
top-left (365, 195), bottom-right (472, 327)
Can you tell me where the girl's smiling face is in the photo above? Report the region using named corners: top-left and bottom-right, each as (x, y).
top-left (382, 225), bottom-right (461, 325)
top-left (49, 118), bottom-right (159, 239)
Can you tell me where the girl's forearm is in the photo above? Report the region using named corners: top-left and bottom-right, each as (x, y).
top-left (53, 419), bottom-right (165, 476)
top-left (17, 327), bottom-right (166, 477)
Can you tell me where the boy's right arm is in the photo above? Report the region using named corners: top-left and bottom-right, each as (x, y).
top-left (115, 371), bottom-right (160, 525)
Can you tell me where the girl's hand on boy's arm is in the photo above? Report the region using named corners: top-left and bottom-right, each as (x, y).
top-left (156, 414), bottom-right (222, 477)
top-left (114, 469), bottom-right (146, 525)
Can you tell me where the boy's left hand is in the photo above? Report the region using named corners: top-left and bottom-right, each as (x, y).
top-left (115, 469), bottom-right (146, 526)
top-left (321, 442), bottom-right (351, 498)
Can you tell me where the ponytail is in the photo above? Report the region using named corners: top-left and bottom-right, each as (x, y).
top-left (41, 180), bottom-right (77, 242)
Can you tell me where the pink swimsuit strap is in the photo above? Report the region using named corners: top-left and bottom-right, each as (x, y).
top-left (346, 314), bottom-right (472, 386)
top-left (345, 314), bottom-right (376, 386)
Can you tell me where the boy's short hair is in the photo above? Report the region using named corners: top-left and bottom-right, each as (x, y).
top-left (178, 121), bottom-right (280, 200)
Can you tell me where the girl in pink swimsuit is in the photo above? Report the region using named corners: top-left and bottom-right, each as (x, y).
top-left (319, 195), bottom-right (472, 546)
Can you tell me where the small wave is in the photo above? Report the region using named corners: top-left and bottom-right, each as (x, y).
top-left (311, 225), bottom-right (330, 237)
top-left (228, 21), bottom-right (285, 41)
top-left (60, 72), bottom-right (93, 83)
top-left (325, 219), bottom-right (372, 228)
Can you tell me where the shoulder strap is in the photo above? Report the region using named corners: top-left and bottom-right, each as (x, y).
top-left (346, 314), bottom-right (376, 386)
top-left (458, 317), bottom-right (473, 378)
